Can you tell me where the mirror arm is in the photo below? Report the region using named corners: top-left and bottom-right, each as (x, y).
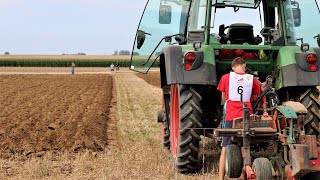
top-left (142, 34), bottom-right (181, 66)
top-left (314, 34), bottom-right (320, 47)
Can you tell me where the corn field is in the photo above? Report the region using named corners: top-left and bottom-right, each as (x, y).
top-left (0, 55), bottom-right (160, 67)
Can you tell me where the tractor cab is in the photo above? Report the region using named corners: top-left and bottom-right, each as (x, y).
top-left (131, 0), bottom-right (320, 75)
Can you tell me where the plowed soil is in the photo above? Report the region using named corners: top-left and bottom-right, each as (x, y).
top-left (136, 73), bottom-right (160, 87)
top-left (0, 71), bottom-right (221, 179)
top-left (0, 74), bottom-right (116, 157)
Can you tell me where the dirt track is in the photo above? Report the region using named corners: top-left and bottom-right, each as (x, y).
top-left (0, 74), bottom-right (117, 157)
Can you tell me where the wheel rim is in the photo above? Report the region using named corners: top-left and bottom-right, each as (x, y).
top-left (170, 84), bottom-right (179, 158)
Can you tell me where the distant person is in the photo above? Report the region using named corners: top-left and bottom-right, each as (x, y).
top-left (110, 63), bottom-right (115, 71)
top-left (71, 62), bottom-right (76, 75)
top-left (115, 62), bottom-right (120, 71)
top-left (273, 20), bottom-right (285, 46)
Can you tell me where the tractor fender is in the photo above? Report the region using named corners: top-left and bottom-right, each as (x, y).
top-left (279, 47), bottom-right (320, 88)
top-left (160, 45), bottom-right (217, 86)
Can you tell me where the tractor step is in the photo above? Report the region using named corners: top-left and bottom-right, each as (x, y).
top-left (157, 110), bottom-right (164, 123)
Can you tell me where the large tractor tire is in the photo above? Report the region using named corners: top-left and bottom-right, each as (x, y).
top-left (225, 144), bottom-right (243, 178)
top-left (252, 158), bottom-right (272, 180)
top-left (162, 109), bottom-right (170, 149)
top-left (162, 94), bottom-right (170, 150)
top-left (170, 84), bottom-right (202, 173)
top-left (298, 87), bottom-right (320, 138)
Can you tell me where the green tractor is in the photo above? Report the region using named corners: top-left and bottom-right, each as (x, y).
top-left (130, 0), bottom-right (320, 179)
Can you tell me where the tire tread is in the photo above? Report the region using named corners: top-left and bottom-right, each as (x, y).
top-left (175, 85), bottom-right (202, 173)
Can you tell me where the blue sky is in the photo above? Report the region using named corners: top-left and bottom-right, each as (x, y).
top-left (0, 0), bottom-right (319, 55)
top-left (0, 0), bottom-right (147, 55)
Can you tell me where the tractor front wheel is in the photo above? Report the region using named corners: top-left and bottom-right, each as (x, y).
top-left (170, 84), bottom-right (203, 173)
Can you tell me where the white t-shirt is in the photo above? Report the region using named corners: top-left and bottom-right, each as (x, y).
top-left (228, 72), bottom-right (253, 102)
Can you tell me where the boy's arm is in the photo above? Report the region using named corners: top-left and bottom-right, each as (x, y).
top-left (251, 77), bottom-right (261, 103)
top-left (221, 92), bottom-right (226, 104)
top-left (217, 74), bottom-right (227, 105)
top-left (252, 94), bottom-right (258, 102)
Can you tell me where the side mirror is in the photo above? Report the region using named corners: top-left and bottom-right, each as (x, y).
top-left (136, 30), bottom-right (146, 49)
top-left (159, 5), bottom-right (172, 24)
top-left (292, 8), bottom-right (301, 27)
top-left (291, 1), bottom-right (301, 27)
top-left (136, 30), bottom-right (151, 49)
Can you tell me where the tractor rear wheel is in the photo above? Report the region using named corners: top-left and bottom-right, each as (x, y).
top-left (170, 84), bottom-right (203, 173)
top-left (252, 158), bottom-right (272, 180)
top-left (163, 108), bottom-right (170, 149)
top-left (161, 94), bottom-right (171, 150)
top-left (298, 87), bottom-right (320, 139)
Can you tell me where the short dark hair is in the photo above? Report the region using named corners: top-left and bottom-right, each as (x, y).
top-left (231, 57), bottom-right (246, 67)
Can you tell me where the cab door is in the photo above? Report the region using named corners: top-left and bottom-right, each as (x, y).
top-left (130, 0), bottom-right (190, 73)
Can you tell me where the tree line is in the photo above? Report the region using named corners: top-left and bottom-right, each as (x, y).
top-left (113, 50), bottom-right (131, 55)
